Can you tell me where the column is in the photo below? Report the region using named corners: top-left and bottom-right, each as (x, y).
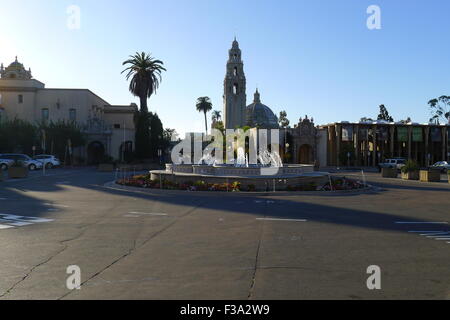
top-left (372, 125), bottom-right (377, 167)
top-left (424, 127), bottom-right (430, 166)
top-left (355, 125), bottom-right (360, 166)
top-left (389, 126), bottom-right (395, 158)
top-left (442, 127), bottom-right (446, 161)
top-left (407, 126), bottom-right (412, 160)
top-left (336, 124), bottom-right (341, 167)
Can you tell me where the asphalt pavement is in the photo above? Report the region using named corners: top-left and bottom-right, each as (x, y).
top-left (0, 167), bottom-right (449, 299)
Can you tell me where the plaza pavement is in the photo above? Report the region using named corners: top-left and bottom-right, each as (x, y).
top-left (0, 167), bottom-right (449, 299)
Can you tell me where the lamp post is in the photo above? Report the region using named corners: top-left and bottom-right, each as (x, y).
top-left (158, 149), bottom-right (162, 165)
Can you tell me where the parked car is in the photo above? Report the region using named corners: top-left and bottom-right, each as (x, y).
top-left (0, 154), bottom-right (43, 171)
top-left (378, 158), bottom-right (406, 171)
top-left (33, 154), bottom-right (61, 169)
top-left (430, 161), bottom-right (450, 173)
top-left (0, 157), bottom-right (14, 171)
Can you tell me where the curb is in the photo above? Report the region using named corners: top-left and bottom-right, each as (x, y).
top-left (103, 180), bottom-right (378, 197)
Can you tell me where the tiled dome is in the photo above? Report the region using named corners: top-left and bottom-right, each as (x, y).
top-left (246, 89), bottom-right (279, 129)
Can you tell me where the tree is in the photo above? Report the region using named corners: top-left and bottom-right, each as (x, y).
top-left (212, 120), bottom-right (224, 133)
top-left (377, 104), bottom-right (394, 122)
top-left (0, 118), bottom-right (37, 154)
top-left (399, 117), bottom-right (412, 124)
top-left (134, 111), bottom-right (151, 159)
top-left (122, 52), bottom-right (166, 113)
top-left (196, 96), bottom-right (213, 135)
top-left (211, 110), bottom-right (221, 124)
top-left (278, 110), bottom-right (290, 128)
top-left (428, 95), bottom-right (450, 124)
top-left (39, 120), bottom-right (86, 161)
top-left (149, 112), bottom-right (164, 158)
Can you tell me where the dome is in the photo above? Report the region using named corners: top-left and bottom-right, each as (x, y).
top-left (245, 89), bottom-right (279, 129)
top-left (1, 57), bottom-right (32, 80)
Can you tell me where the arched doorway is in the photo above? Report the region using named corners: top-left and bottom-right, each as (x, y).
top-left (119, 141), bottom-right (133, 162)
top-left (298, 144), bottom-right (313, 164)
top-left (87, 141), bottom-right (105, 165)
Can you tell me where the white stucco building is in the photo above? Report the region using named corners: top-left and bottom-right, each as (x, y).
top-left (0, 57), bottom-right (136, 163)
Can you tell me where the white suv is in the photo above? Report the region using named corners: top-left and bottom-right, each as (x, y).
top-left (378, 158), bottom-right (406, 171)
top-left (34, 155), bottom-right (61, 169)
top-left (0, 154), bottom-right (43, 170)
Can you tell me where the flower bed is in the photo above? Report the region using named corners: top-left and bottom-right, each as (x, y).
top-left (116, 174), bottom-right (366, 192)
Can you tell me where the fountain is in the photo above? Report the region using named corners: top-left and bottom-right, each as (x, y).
top-left (151, 147), bottom-right (327, 191)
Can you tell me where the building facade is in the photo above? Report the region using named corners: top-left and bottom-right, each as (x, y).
top-left (0, 57), bottom-right (136, 163)
top-left (320, 121), bottom-right (450, 167)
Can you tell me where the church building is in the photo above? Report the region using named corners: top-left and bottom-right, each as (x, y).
top-left (223, 39), bottom-right (279, 130)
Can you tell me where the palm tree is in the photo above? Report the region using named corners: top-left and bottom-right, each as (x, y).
top-left (211, 110), bottom-right (222, 123)
top-left (196, 97), bottom-right (213, 135)
top-left (121, 52), bottom-right (166, 113)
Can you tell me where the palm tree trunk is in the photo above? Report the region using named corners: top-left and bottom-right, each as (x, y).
top-left (140, 95), bottom-right (148, 113)
top-left (204, 111), bottom-right (208, 135)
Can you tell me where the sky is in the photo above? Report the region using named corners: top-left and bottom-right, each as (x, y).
top-left (1, 0), bottom-right (450, 135)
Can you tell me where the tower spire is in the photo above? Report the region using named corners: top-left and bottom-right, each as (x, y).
top-left (254, 88), bottom-right (261, 103)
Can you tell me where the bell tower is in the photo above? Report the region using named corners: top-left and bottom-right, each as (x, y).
top-left (223, 38), bottom-right (246, 129)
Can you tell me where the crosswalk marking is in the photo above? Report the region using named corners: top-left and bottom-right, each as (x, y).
top-left (0, 213), bottom-right (54, 229)
top-left (404, 227), bottom-right (450, 246)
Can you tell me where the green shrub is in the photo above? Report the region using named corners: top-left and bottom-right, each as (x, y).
top-left (401, 160), bottom-right (419, 173)
top-left (231, 181), bottom-right (241, 192)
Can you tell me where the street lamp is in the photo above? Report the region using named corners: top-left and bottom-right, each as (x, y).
top-left (158, 149), bottom-right (162, 165)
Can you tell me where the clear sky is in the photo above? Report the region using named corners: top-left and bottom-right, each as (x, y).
top-left (1, 0), bottom-right (450, 135)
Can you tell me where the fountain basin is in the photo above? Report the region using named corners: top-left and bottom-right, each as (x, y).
top-left (165, 163), bottom-right (314, 176)
top-left (150, 163), bottom-right (327, 191)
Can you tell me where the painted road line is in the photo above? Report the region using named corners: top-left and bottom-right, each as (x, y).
top-left (0, 214), bottom-right (53, 223)
top-left (256, 218), bottom-right (307, 222)
top-left (408, 231), bottom-right (446, 233)
top-left (0, 219), bottom-right (33, 227)
top-left (396, 222), bottom-right (448, 224)
top-left (43, 203), bottom-right (69, 208)
top-left (0, 198), bottom-right (7, 200)
top-left (425, 233), bottom-right (450, 237)
top-left (128, 212), bottom-right (168, 216)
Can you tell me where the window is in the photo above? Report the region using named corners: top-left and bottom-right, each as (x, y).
top-left (233, 83), bottom-right (238, 95)
top-left (114, 124), bottom-right (121, 129)
top-left (69, 109), bottom-right (76, 121)
top-left (41, 108), bottom-right (49, 121)
top-left (233, 67), bottom-right (238, 76)
top-left (18, 95), bottom-right (23, 104)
